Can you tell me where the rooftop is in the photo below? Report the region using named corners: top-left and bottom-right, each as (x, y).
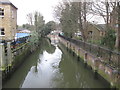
top-left (0, 0), bottom-right (11, 3)
top-left (95, 24), bottom-right (106, 31)
top-left (89, 22), bottom-right (106, 31)
top-left (0, 0), bottom-right (18, 9)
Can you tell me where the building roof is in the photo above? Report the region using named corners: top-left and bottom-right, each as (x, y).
top-left (89, 22), bottom-right (106, 32)
top-left (0, 0), bottom-right (18, 9)
top-left (95, 24), bottom-right (106, 31)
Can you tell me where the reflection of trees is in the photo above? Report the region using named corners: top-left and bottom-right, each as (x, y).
top-left (35, 63), bottom-right (38, 73)
top-left (32, 39), bottom-right (56, 74)
top-left (40, 39), bottom-right (56, 54)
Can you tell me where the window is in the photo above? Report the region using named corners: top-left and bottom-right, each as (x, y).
top-left (0, 28), bottom-right (5, 36)
top-left (88, 31), bottom-right (93, 35)
top-left (100, 32), bottom-right (103, 36)
top-left (88, 31), bottom-right (93, 38)
top-left (0, 8), bottom-right (4, 16)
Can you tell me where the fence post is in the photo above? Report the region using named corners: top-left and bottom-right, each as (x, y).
top-left (77, 49), bottom-right (80, 60)
top-left (0, 43), bottom-right (6, 71)
top-left (69, 43), bottom-right (71, 53)
top-left (84, 52), bottom-right (87, 65)
top-left (73, 46), bottom-right (75, 56)
top-left (84, 41), bottom-right (85, 50)
top-left (118, 53), bottom-right (120, 72)
top-left (97, 46), bottom-right (100, 57)
top-left (67, 42), bottom-right (69, 51)
top-left (90, 43), bottom-right (91, 53)
top-left (109, 51), bottom-right (112, 65)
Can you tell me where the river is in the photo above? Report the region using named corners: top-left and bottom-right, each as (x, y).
top-left (3, 38), bottom-right (110, 88)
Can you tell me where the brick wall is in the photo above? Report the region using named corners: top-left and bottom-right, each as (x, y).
top-left (0, 3), bottom-right (17, 40)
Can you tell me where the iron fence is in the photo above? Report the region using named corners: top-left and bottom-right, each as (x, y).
top-left (59, 35), bottom-right (120, 70)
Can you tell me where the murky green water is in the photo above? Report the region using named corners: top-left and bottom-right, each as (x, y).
top-left (3, 39), bottom-right (109, 88)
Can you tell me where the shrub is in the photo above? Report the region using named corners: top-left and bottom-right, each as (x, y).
top-left (100, 29), bottom-right (116, 50)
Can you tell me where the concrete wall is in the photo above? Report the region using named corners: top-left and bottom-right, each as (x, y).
top-left (1, 42), bottom-right (30, 81)
top-left (59, 37), bottom-right (120, 89)
top-left (0, 43), bottom-right (6, 70)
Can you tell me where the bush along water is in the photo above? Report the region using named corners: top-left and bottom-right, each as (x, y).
top-left (100, 29), bottom-right (116, 50)
top-left (29, 31), bottom-right (40, 52)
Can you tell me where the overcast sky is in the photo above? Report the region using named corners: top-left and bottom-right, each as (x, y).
top-left (9, 0), bottom-right (60, 25)
top-left (9, 0), bottom-right (105, 25)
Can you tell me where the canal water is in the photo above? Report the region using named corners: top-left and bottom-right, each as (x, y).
top-left (3, 39), bottom-right (109, 88)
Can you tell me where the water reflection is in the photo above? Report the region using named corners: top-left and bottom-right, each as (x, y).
top-left (21, 46), bottom-right (63, 88)
top-left (3, 39), bottom-right (109, 88)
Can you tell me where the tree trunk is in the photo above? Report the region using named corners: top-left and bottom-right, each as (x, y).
top-left (78, 2), bottom-right (86, 41)
top-left (106, 2), bottom-right (110, 31)
top-left (83, 2), bottom-right (87, 41)
top-left (115, 2), bottom-right (120, 51)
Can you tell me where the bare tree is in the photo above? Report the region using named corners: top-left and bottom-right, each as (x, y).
top-left (115, 2), bottom-right (120, 51)
top-left (89, 0), bottom-right (114, 31)
top-left (26, 13), bottom-right (34, 25)
top-left (106, 1), bottom-right (110, 30)
top-left (53, 2), bottom-right (67, 22)
top-left (53, 1), bottom-right (91, 40)
top-left (78, 2), bottom-right (85, 41)
top-left (78, 2), bottom-right (92, 41)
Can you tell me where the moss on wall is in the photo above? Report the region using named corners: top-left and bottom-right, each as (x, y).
top-left (13, 47), bottom-right (30, 68)
top-left (60, 38), bottom-right (120, 89)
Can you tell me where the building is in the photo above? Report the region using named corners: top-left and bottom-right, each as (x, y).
top-left (0, 0), bottom-right (17, 41)
top-left (86, 23), bottom-right (106, 42)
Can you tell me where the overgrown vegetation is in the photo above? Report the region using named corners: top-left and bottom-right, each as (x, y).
top-left (54, 1), bottom-right (120, 51)
top-left (29, 31), bottom-right (39, 52)
top-left (100, 30), bottom-right (116, 50)
top-left (18, 11), bottom-right (57, 51)
top-left (41, 21), bottom-right (56, 37)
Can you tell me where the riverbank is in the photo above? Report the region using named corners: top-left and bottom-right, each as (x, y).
top-left (3, 38), bottom-right (110, 88)
top-left (58, 41), bottom-right (110, 88)
top-left (59, 35), bottom-right (120, 89)
top-left (2, 38), bottom-right (45, 86)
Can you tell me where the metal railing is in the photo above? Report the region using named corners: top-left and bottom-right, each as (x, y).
top-left (1, 36), bottom-right (30, 62)
top-left (11, 36), bottom-right (30, 56)
top-left (59, 35), bottom-right (120, 70)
